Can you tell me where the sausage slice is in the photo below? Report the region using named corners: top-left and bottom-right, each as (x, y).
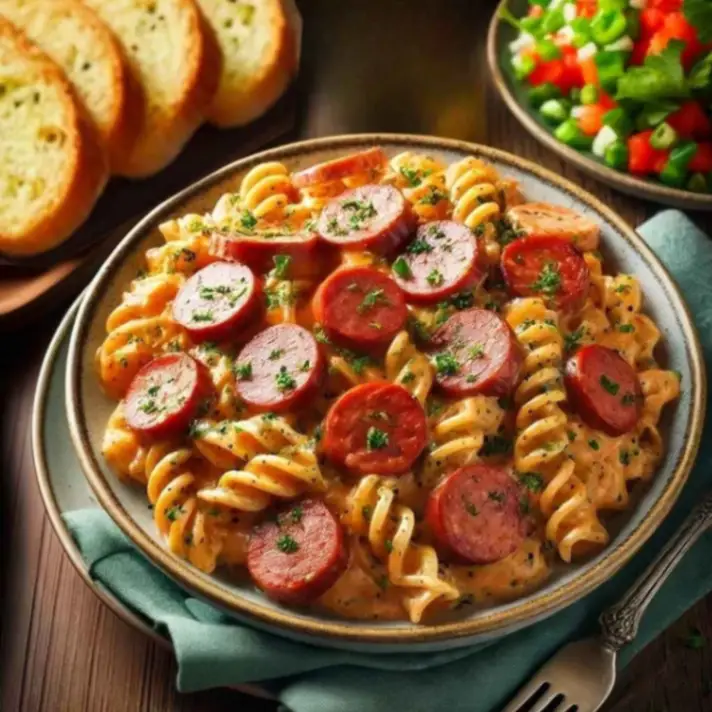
top-left (312, 266), bottom-right (407, 351)
top-left (565, 344), bottom-right (642, 436)
top-left (392, 221), bottom-right (486, 305)
top-left (426, 464), bottom-right (528, 564)
top-left (210, 231), bottom-right (323, 279)
top-left (507, 203), bottom-right (600, 252)
top-left (501, 234), bottom-right (590, 313)
top-left (323, 383), bottom-right (428, 476)
top-left (172, 262), bottom-right (261, 342)
top-left (235, 324), bottom-right (324, 412)
top-left (292, 147), bottom-right (387, 188)
top-left (316, 185), bottom-right (416, 254)
top-left (429, 308), bottom-right (522, 397)
top-left (247, 499), bottom-right (348, 604)
top-left (124, 353), bottom-right (211, 437)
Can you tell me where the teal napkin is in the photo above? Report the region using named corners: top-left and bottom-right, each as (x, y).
top-left (65, 210), bottom-right (712, 712)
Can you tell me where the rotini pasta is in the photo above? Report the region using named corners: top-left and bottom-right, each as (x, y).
top-left (97, 147), bottom-right (679, 624)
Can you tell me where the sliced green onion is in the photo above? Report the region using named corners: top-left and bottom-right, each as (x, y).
top-left (668, 141), bottom-right (698, 170)
top-left (594, 50), bottom-right (626, 92)
top-left (604, 140), bottom-right (629, 170)
top-left (687, 173), bottom-right (708, 193)
top-left (591, 9), bottom-right (627, 46)
top-left (603, 107), bottom-right (633, 136)
top-left (513, 53), bottom-right (537, 80)
top-left (650, 122), bottom-right (678, 151)
top-left (554, 119), bottom-right (593, 149)
top-left (580, 83), bottom-right (599, 105)
top-left (540, 98), bottom-right (570, 124)
top-left (635, 102), bottom-right (679, 131)
top-left (528, 82), bottom-right (562, 108)
top-left (536, 39), bottom-right (561, 61)
top-left (542, 9), bottom-right (565, 34)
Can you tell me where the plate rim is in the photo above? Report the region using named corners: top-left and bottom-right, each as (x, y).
top-left (31, 298), bottom-right (168, 648)
top-left (65, 132), bottom-right (706, 645)
top-left (487, 0), bottom-right (712, 212)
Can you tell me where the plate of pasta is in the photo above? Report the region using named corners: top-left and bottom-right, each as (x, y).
top-left (66, 135), bottom-right (704, 650)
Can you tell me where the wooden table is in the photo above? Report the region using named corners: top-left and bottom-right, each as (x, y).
top-left (2, 1), bottom-right (712, 710)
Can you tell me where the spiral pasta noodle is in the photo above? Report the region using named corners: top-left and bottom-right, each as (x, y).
top-left (148, 213), bottom-right (217, 275)
top-left (386, 152), bottom-right (451, 221)
top-left (423, 396), bottom-right (505, 485)
top-left (384, 330), bottom-right (434, 405)
top-left (505, 297), bottom-right (608, 562)
top-left (345, 475), bottom-right (459, 623)
top-left (193, 415), bottom-right (326, 512)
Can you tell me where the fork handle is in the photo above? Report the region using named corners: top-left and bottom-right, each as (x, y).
top-left (599, 491), bottom-right (712, 652)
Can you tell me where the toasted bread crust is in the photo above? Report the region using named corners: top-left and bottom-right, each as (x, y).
top-left (84, 0), bottom-right (219, 178)
top-left (201, 0), bottom-right (299, 128)
top-left (0, 18), bottom-right (108, 256)
top-left (0, 0), bottom-right (140, 174)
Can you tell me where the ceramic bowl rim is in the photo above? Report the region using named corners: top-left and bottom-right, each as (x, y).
top-left (65, 133), bottom-right (706, 645)
top-left (487, 0), bottom-right (712, 211)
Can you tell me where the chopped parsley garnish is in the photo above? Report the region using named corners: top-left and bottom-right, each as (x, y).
top-left (326, 217), bottom-right (348, 236)
top-left (488, 490), bottom-right (506, 503)
top-left (432, 352), bottom-right (460, 375)
top-left (519, 495), bottom-right (531, 516)
top-left (452, 594), bottom-right (474, 610)
top-left (276, 534), bottom-right (299, 554)
top-left (399, 166), bottom-right (430, 187)
top-left (275, 366), bottom-right (296, 392)
top-left (357, 288), bottom-right (389, 314)
top-left (466, 374), bottom-right (478, 383)
top-left (481, 435), bottom-right (513, 456)
top-left (401, 371), bottom-right (416, 384)
top-left (621, 392), bottom-right (636, 406)
top-left (462, 497), bottom-right (479, 517)
top-left (289, 506), bottom-right (303, 524)
top-left (139, 400), bottom-right (158, 414)
top-left (419, 187), bottom-right (447, 205)
top-left (564, 326), bottom-right (585, 353)
top-left (468, 343), bottom-right (485, 359)
top-left (519, 472), bottom-right (544, 492)
top-left (406, 238), bottom-right (433, 254)
top-left (588, 439), bottom-right (600, 451)
top-left (384, 539), bottom-right (394, 553)
top-left (530, 262), bottom-right (561, 295)
top-left (361, 505), bottom-right (373, 521)
top-left (240, 210), bottom-right (257, 231)
top-left (299, 360), bottom-right (311, 372)
top-left (426, 269), bottom-right (444, 287)
top-left (234, 361), bottom-right (252, 380)
top-left (366, 426), bottom-right (389, 450)
top-left (614, 282), bottom-right (631, 294)
top-left (619, 449), bottom-right (631, 466)
top-left (165, 505), bottom-right (183, 521)
top-left (147, 385), bottom-right (160, 397)
top-left (341, 199), bottom-right (377, 230)
top-left (269, 348), bottom-right (285, 360)
top-left (600, 375), bottom-right (620, 395)
top-left (191, 310), bottom-right (214, 323)
top-left (567, 429), bottom-right (577, 442)
top-left (271, 254), bottom-right (292, 279)
top-left (450, 291), bottom-right (475, 310)
top-left (618, 323), bottom-right (635, 333)
top-left (376, 574), bottom-right (389, 590)
top-left (392, 256), bottom-right (412, 279)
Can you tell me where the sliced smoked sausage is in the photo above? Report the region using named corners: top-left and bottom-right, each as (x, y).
top-left (247, 499), bottom-right (348, 604)
top-left (209, 230), bottom-right (324, 279)
top-left (506, 203), bottom-right (600, 252)
top-left (501, 234), bottom-right (590, 313)
top-left (565, 344), bottom-right (642, 436)
top-left (172, 262), bottom-right (262, 342)
top-left (322, 383), bottom-right (428, 476)
top-left (292, 147), bottom-right (387, 188)
top-left (235, 324), bottom-right (324, 412)
top-left (124, 353), bottom-right (211, 437)
top-left (316, 185), bottom-right (416, 254)
top-left (429, 308), bottom-right (522, 397)
top-left (392, 221), bottom-right (486, 305)
top-left (426, 464), bottom-right (528, 564)
top-left (312, 266), bottom-right (407, 351)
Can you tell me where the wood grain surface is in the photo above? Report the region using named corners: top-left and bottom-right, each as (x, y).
top-left (3, 1), bottom-right (712, 710)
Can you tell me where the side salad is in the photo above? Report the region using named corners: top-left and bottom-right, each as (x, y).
top-left (501, 0), bottom-right (712, 193)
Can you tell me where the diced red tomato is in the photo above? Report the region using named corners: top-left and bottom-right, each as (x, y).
top-left (561, 47), bottom-right (585, 91)
top-left (689, 144), bottom-right (712, 173)
top-left (528, 58), bottom-right (564, 87)
top-left (647, 13), bottom-right (703, 68)
top-left (577, 104), bottom-right (608, 137)
top-left (649, 0), bottom-right (683, 11)
top-left (577, 0), bottom-right (597, 19)
top-left (640, 8), bottom-right (666, 36)
top-left (628, 131), bottom-right (671, 176)
top-left (598, 91), bottom-right (617, 111)
top-left (667, 102), bottom-right (712, 140)
top-left (580, 57), bottom-right (598, 86)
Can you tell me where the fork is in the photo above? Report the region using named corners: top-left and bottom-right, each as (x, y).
top-left (502, 492), bottom-right (712, 712)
